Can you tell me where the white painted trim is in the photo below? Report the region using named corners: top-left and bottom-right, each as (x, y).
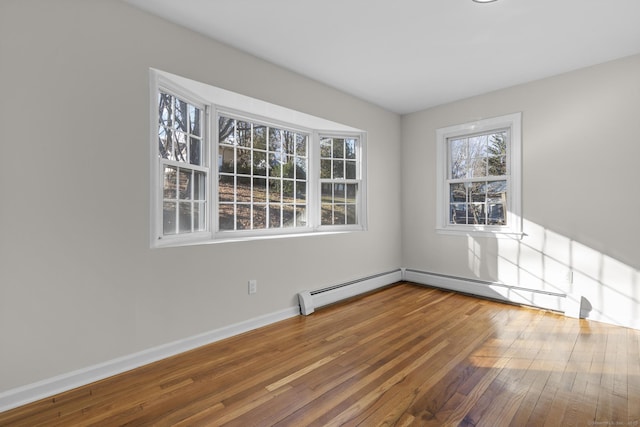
top-left (404, 269), bottom-right (565, 312)
top-left (0, 306), bottom-right (300, 413)
top-left (149, 68), bottom-right (368, 248)
top-left (435, 112), bottom-right (523, 237)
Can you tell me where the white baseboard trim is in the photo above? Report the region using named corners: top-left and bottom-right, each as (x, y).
top-left (0, 306), bottom-right (300, 413)
top-left (404, 269), bottom-right (566, 313)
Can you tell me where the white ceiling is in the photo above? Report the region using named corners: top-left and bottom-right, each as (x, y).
top-left (125, 0), bottom-right (640, 114)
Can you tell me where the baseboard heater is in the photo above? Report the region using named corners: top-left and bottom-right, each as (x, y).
top-left (298, 269), bottom-right (403, 315)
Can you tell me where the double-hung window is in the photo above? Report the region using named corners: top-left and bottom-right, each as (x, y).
top-left (319, 136), bottom-right (362, 226)
top-left (157, 89), bottom-right (209, 238)
top-left (151, 70), bottom-right (366, 247)
top-left (217, 114), bottom-right (309, 232)
top-left (436, 113), bottom-right (522, 237)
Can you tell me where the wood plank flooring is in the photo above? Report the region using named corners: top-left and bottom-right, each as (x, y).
top-left (1, 282), bottom-right (639, 426)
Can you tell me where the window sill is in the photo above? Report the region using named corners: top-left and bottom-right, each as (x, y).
top-left (436, 227), bottom-right (525, 240)
top-left (153, 227), bottom-right (366, 249)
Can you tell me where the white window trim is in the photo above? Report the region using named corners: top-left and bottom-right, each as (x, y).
top-left (435, 112), bottom-right (522, 238)
top-left (315, 131), bottom-right (368, 232)
top-left (150, 69), bottom-right (367, 248)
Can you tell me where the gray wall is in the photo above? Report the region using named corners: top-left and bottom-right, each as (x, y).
top-left (402, 54), bottom-right (640, 328)
top-left (0, 0), bottom-right (401, 393)
top-left (2, 0), bottom-right (639, 399)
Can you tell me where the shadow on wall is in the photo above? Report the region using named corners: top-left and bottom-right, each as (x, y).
top-left (467, 219), bottom-right (639, 329)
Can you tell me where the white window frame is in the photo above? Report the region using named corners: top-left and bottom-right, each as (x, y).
top-left (435, 112), bottom-right (522, 238)
top-left (316, 132), bottom-right (366, 231)
top-left (214, 109), bottom-right (313, 237)
top-left (150, 69), bottom-right (367, 248)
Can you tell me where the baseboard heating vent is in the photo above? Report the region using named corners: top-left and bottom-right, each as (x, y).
top-left (298, 269), bottom-right (403, 315)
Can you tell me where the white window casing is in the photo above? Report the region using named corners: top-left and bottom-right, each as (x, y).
top-left (149, 69), bottom-right (367, 248)
top-left (436, 112), bottom-right (522, 238)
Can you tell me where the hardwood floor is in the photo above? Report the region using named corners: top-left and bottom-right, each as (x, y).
top-left (1, 282), bottom-right (639, 426)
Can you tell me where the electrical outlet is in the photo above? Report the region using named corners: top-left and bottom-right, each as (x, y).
top-left (248, 279), bottom-right (257, 294)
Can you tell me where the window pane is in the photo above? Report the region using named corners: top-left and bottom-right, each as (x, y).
top-left (295, 157), bottom-right (307, 180)
top-left (450, 138), bottom-right (466, 157)
top-left (488, 155), bottom-right (506, 176)
top-left (469, 182), bottom-right (485, 203)
top-left (450, 138), bottom-right (467, 179)
top-left (296, 134), bottom-right (307, 156)
top-left (178, 169), bottom-right (191, 200)
top-left (487, 180), bottom-right (507, 198)
top-left (295, 181), bottom-right (306, 203)
top-left (332, 139), bottom-right (344, 158)
top-left (321, 204), bottom-right (332, 225)
top-left (283, 131), bottom-right (295, 155)
top-left (253, 178), bottom-right (267, 202)
top-left (347, 205), bottom-right (357, 224)
top-left (163, 166), bottom-right (177, 199)
top-left (175, 131), bottom-right (187, 162)
top-left (219, 175), bottom-right (234, 202)
top-left (236, 204), bottom-right (250, 230)
top-left (345, 138), bottom-right (356, 159)
top-left (188, 105), bottom-right (201, 136)
top-left (269, 128), bottom-right (281, 152)
top-left (469, 203), bottom-right (485, 225)
top-left (488, 132), bottom-right (507, 176)
top-left (334, 183), bottom-right (346, 202)
top-left (320, 138), bottom-right (332, 157)
top-left (159, 126), bottom-right (171, 159)
top-left (487, 180), bottom-right (507, 225)
top-left (470, 158), bottom-right (487, 178)
top-left (253, 151), bottom-right (267, 176)
top-left (345, 161), bottom-right (357, 179)
top-left (159, 93), bottom-right (172, 127)
top-left (189, 137), bottom-right (201, 166)
top-left (163, 202), bottom-right (176, 235)
top-left (283, 155), bottom-right (295, 179)
top-left (488, 203), bottom-right (505, 225)
top-left (333, 160), bottom-right (344, 179)
top-left (237, 121), bottom-right (251, 147)
top-left (236, 149), bottom-right (251, 174)
top-left (450, 183), bottom-right (466, 203)
top-left (219, 145), bottom-right (234, 173)
top-left (269, 180), bottom-right (281, 202)
top-left (194, 202), bottom-right (206, 231)
top-left (219, 116), bottom-right (235, 145)
top-left (283, 180), bottom-right (294, 201)
top-left (194, 171), bottom-right (206, 200)
top-left (320, 159), bottom-right (332, 179)
top-left (451, 159), bottom-right (467, 179)
top-left (269, 204), bottom-right (281, 228)
top-left (450, 203), bottom-right (467, 224)
top-left (237, 176), bottom-right (251, 203)
top-left (253, 204), bottom-right (267, 229)
top-left (333, 205), bottom-right (346, 225)
top-left (219, 204), bottom-right (234, 231)
top-left (268, 154), bottom-right (281, 177)
top-left (296, 206), bottom-right (307, 227)
top-left (346, 184), bottom-right (357, 204)
top-left (254, 125), bottom-right (267, 150)
top-left (178, 202), bottom-right (192, 233)
top-left (283, 205), bottom-right (295, 228)
top-left (174, 98), bottom-right (188, 132)
top-left (321, 183), bottom-right (332, 203)
top-left (468, 135), bottom-right (487, 158)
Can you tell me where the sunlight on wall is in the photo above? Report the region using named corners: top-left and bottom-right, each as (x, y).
top-left (468, 219), bottom-right (640, 329)
top-left (467, 236), bottom-right (482, 277)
